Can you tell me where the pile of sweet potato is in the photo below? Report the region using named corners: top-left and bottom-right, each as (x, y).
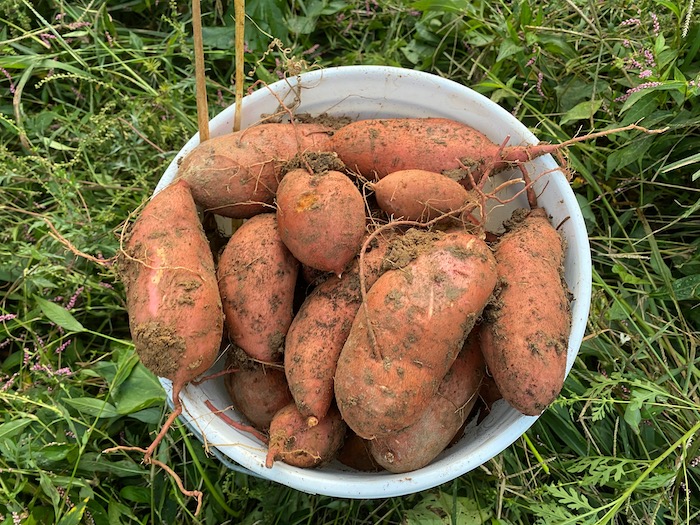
top-left (119, 117), bottom-right (572, 474)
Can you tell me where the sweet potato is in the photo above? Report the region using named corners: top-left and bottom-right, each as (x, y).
top-left (217, 213), bottom-right (299, 363)
top-left (265, 403), bottom-right (346, 468)
top-left (276, 168), bottom-right (366, 275)
top-left (333, 230), bottom-right (498, 439)
top-left (331, 117), bottom-right (562, 184)
top-left (223, 353), bottom-right (292, 431)
top-left (119, 179), bottom-right (224, 457)
top-left (284, 234), bottom-right (391, 423)
top-left (369, 333), bottom-right (485, 473)
top-left (479, 207), bottom-right (571, 415)
top-left (178, 123), bottom-right (333, 218)
top-left (336, 431), bottom-right (382, 472)
top-left (372, 169), bottom-right (472, 221)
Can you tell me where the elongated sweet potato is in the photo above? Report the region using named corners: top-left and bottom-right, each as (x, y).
top-left (217, 213), bottom-right (299, 363)
top-left (332, 118), bottom-right (565, 184)
top-left (284, 234), bottom-right (391, 422)
top-left (178, 123), bottom-right (333, 218)
top-left (265, 403), bottom-right (346, 468)
top-left (480, 207), bottom-right (571, 415)
top-left (369, 333), bottom-right (485, 473)
top-left (119, 179), bottom-right (224, 457)
top-left (333, 230), bottom-right (498, 439)
top-left (224, 353), bottom-right (292, 431)
top-left (276, 168), bottom-right (366, 274)
top-left (372, 169), bottom-right (472, 221)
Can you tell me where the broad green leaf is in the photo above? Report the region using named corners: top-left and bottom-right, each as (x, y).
top-left (671, 274), bottom-right (700, 300)
top-left (39, 471), bottom-right (62, 508)
top-left (0, 418), bottom-right (34, 440)
top-left (404, 492), bottom-right (493, 524)
top-left (661, 152), bottom-right (700, 173)
top-left (612, 264), bottom-right (649, 285)
top-left (35, 297), bottom-right (85, 332)
top-left (201, 26), bottom-right (235, 49)
top-left (560, 100), bottom-right (603, 125)
top-left (57, 497), bottom-right (89, 525)
top-left (496, 38), bottom-right (523, 63)
top-left (411, 0), bottom-right (470, 13)
top-left (119, 485), bottom-right (151, 504)
top-left (63, 398), bottom-right (119, 418)
top-left (113, 362), bottom-right (165, 415)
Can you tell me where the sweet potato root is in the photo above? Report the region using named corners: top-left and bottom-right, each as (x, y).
top-left (369, 333), bottom-right (485, 473)
top-left (217, 213), bottom-right (299, 363)
top-left (284, 234), bottom-right (391, 423)
top-left (333, 230), bottom-right (498, 439)
top-left (178, 123), bottom-right (333, 218)
top-left (479, 207), bottom-right (571, 415)
top-left (331, 117), bottom-right (568, 185)
top-left (265, 403), bottom-right (346, 468)
top-left (276, 168), bottom-right (366, 275)
top-left (119, 179), bottom-right (224, 457)
top-left (372, 169), bottom-right (473, 222)
top-left (223, 354), bottom-right (292, 431)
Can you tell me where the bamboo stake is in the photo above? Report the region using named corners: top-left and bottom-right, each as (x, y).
top-left (192, 0), bottom-right (209, 142)
top-left (233, 0), bottom-right (245, 132)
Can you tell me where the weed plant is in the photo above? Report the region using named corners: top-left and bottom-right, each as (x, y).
top-left (0, 1), bottom-right (698, 523)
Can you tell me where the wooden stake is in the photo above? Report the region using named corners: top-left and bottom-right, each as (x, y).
top-left (192, 0), bottom-right (210, 142)
top-left (234, 0), bottom-right (245, 132)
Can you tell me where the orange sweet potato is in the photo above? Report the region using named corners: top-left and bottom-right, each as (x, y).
top-left (369, 333), bottom-right (485, 473)
top-left (479, 207), bottom-right (571, 415)
top-left (372, 169), bottom-right (472, 221)
top-left (276, 168), bottom-right (366, 275)
top-left (336, 431), bottom-right (382, 472)
top-left (284, 234), bottom-right (391, 423)
top-left (265, 403), bottom-right (346, 468)
top-left (217, 213), bottom-right (299, 363)
top-left (119, 179), bottom-right (224, 456)
top-left (333, 230), bottom-right (498, 439)
top-left (332, 117), bottom-right (564, 184)
top-left (178, 123), bottom-right (333, 218)
top-left (223, 355), bottom-right (292, 432)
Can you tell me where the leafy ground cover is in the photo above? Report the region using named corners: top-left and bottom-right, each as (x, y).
top-left (1, 1), bottom-right (698, 523)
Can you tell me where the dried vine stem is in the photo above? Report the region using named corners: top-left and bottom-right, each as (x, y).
top-left (192, 0), bottom-right (209, 142)
top-left (233, 0), bottom-right (245, 132)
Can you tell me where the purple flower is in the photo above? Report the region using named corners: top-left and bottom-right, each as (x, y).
top-left (615, 81), bottom-right (663, 102)
top-left (536, 71), bottom-right (545, 98)
top-left (0, 313), bottom-right (16, 322)
top-left (56, 339), bottom-right (71, 354)
top-left (650, 13), bottom-right (660, 35)
top-left (644, 49), bottom-right (655, 67)
top-left (620, 18), bottom-right (641, 27)
top-left (1, 68), bottom-right (15, 94)
top-left (639, 69), bottom-right (652, 78)
top-left (66, 286), bottom-right (84, 310)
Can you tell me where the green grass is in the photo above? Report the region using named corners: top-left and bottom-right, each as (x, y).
top-left (1, 0), bottom-right (699, 523)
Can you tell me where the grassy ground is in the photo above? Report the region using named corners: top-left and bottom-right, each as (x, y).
top-left (1, 0), bottom-right (699, 523)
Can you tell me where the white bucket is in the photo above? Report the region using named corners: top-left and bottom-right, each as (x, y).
top-left (155, 65), bottom-right (592, 498)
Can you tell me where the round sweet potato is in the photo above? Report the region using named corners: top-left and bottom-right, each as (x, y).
top-left (276, 168), bottom-right (366, 275)
top-left (333, 230), bottom-right (498, 439)
top-left (265, 403), bottom-right (346, 469)
top-left (372, 169), bottom-right (472, 221)
top-left (178, 123), bottom-right (333, 218)
top-left (217, 213), bottom-right (299, 363)
top-left (479, 207), bottom-right (571, 415)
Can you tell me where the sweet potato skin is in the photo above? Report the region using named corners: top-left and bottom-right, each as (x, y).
top-left (224, 361), bottom-right (293, 432)
top-left (332, 118), bottom-right (501, 181)
top-left (178, 123), bottom-right (333, 218)
top-left (369, 334), bottom-right (485, 473)
top-left (120, 180), bottom-right (224, 393)
top-left (217, 213), bottom-right (299, 363)
top-left (333, 231), bottom-right (498, 439)
top-left (480, 207), bottom-right (571, 415)
top-left (372, 169), bottom-right (472, 221)
top-left (284, 235), bottom-right (391, 421)
top-left (276, 169), bottom-right (366, 274)
top-left (265, 403), bottom-right (346, 468)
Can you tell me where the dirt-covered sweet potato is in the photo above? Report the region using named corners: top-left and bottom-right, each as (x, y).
top-left (333, 230), bottom-right (498, 439)
top-left (217, 213), bottom-right (299, 363)
top-left (265, 403), bottom-right (346, 468)
top-left (369, 333), bottom-right (485, 473)
top-left (284, 234), bottom-right (391, 423)
top-left (276, 168), bottom-right (366, 275)
top-left (372, 169), bottom-right (472, 221)
top-left (119, 179), bottom-right (224, 457)
top-left (223, 352), bottom-right (292, 431)
top-left (178, 123), bottom-right (333, 218)
top-left (480, 207), bottom-right (571, 416)
top-left (332, 117), bottom-right (572, 185)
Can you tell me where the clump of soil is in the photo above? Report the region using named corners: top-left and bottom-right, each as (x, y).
top-left (381, 228), bottom-right (443, 271)
top-left (282, 151), bottom-right (346, 176)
